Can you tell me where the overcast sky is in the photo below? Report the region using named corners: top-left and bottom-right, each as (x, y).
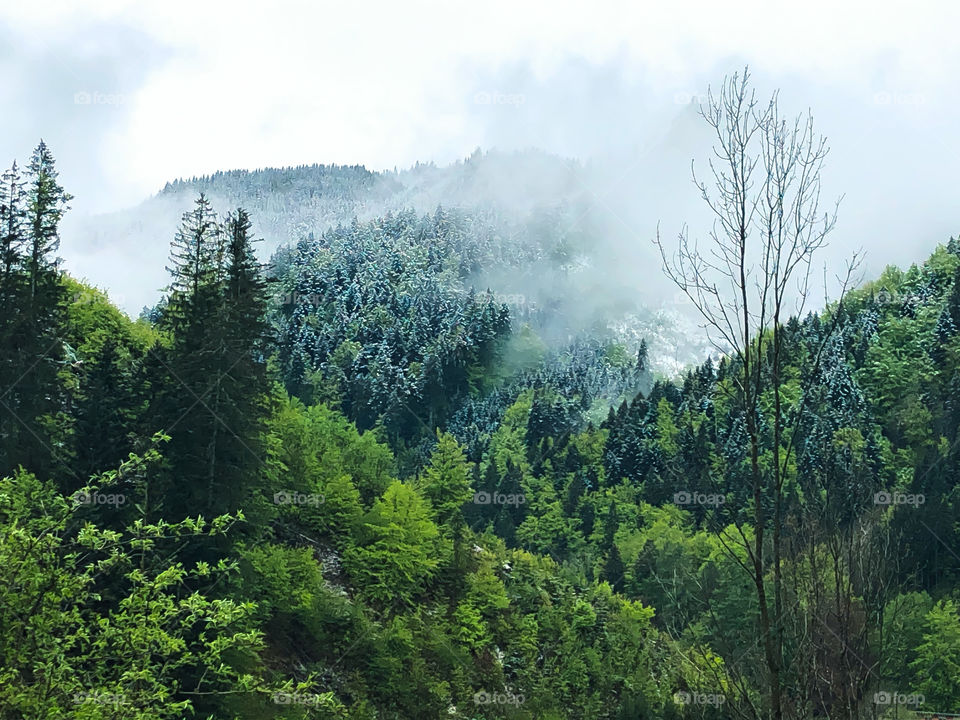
top-left (1, 0), bottom-right (959, 312)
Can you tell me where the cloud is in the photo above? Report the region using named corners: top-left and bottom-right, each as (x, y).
top-left (0, 0), bottom-right (957, 318)
top-left (0, 17), bottom-right (172, 212)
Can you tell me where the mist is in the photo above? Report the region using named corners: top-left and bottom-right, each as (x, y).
top-left (1, 1), bottom-right (958, 364)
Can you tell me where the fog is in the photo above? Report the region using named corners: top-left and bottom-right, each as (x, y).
top-left (1, 1), bottom-right (958, 344)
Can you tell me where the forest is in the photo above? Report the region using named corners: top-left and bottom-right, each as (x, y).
top-left (2, 74), bottom-right (959, 720)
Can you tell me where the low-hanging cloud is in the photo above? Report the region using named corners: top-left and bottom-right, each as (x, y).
top-left (0, 2), bottom-right (956, 345)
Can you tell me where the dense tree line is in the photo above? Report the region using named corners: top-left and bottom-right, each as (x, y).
top-left (1, 134), bottom-right (959, 720)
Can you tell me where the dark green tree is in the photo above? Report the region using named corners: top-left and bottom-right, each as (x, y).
top-left (73, 336), bottom-right (140, 483)
top-left (149, 199), bottom-right (270, 523)
top-left (602, 544), bottom-right (626, 593)
top-left (0, 143), bottom-right (72, 480)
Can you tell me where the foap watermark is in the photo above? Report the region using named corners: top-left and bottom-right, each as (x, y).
top-left (272, 692), bottom-right (322, 706)
top-left (72, 490), bottom-right (126, 507)
top-left (278, 291), bottom-right (323, 306)
top-left (674, 91), bottom-right (711, 105)
top-left (874, 491), bottom-right (925, 507)
top-left (473, 490), bottom-right (525, 507)
top-left (674, 691), bottom-right (726, 706)
top-left (74, 91), bottom-right (130, 106)
top-left (872, 91), bottom-right (926, 107)
top-left (473, 689), bottom-right (525, 707)
top-left (873, 690), bottom-right (925, 707)
top-left (273, 490), bottom-right (325, 506)
top-left (492, 292), bottom-right (528, 307)
top-left (674, 491), bottom-right (725, 508)
top-left (71, 289), bottom-right (125, 306)
top-left (474, 91), bottom-right (525, 106)
top-left (73, 691), bottom-right (128, 706)
top-left (873, 288), bottom-right (925, 308)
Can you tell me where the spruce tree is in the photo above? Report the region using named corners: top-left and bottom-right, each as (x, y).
top-left (73, 337), bottom-right (139, 482)
top-left (0, 162), bottom-right (25, 312)
top-left (602, 544), bottom-right (626, 593)
top-left (213, 208), bottom-right (270, 514)
top-left (25, 141), bottom-right (71, 310)
top-left (0, 162), bottom-right (26, 477)
top-left (0, 143), bottom-right (72, 480)
top-left (163, 194), bottom-right (222, 338)
top-left (602, 499), bottom-right (619, 551)
top-left (0, 163), bottom-right (26, 404)
top-left (149, 199), bottom-right (270, 523)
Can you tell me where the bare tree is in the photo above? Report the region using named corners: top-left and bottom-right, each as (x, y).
top-left (655, 66), bottom-right (860, 720)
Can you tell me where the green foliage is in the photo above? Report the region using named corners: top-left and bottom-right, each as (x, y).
top-left (7, 140), bottom-right (960, 717)
top-left (418, 430), bottom-right (473, 526)
top-left (910, 599), bottom-right (960, 710)
top-left (0, 455), bottom-right (266, 719)
top-left (270, 396), bottom-right (394, 510)
top-left (342, 481), bottom-right (443, 608)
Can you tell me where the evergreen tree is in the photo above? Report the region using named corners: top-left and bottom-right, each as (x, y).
top-left (466, 457), bottom-right (499, 529)
top-left (636, 339), bottom-right (648, 372)
top-left (493, 457), bottom-right (525, 546)
top-left (163, 194), bottom-right (223, 336)
top-left (0, 162), bottom-right (26, 445)
top-left (602, 544), bottom-right (626, 593)
top-left (0, 162), bottom-right (25, 312)
top-left (150, 199), bottom-right (270, 522)
top-left (935, 263), bottom-right (960, 355)
top-left (213, 209), bottom-right (271, 514)
top-left (25, 141), bottom-right (71, 310)
top-left (342, 481), bottom-right (442, 608)
top-left (602, 499), bottom-right (619, 551)
top-left (73, 337), bottom-right (139, 483)
top-left (564, 470), bottom-right (586, 517)
top-left (0, 143), bottom-right (71, 480)
top-left (579, 496), bottom-right (596, 538)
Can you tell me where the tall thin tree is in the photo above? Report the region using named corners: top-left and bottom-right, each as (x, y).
top-left (655, 67), bottom-right (859, 720)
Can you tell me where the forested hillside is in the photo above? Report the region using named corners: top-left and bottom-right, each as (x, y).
top-left (3, 120), bottom-right (960, 718)
top-left (74, 148), bottom-right (714, 376)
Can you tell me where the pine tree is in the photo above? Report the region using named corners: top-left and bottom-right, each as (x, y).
top-left (0, 162), bottom-right (27, 477)
top-left (0, 163), bottom-right (26, 405)
top-left (0, 143), bottom-right (72, 480)
top-left (636, 339), bottom-right (648, 374)
top-left (936, 263), bottom-right (960, 356)
top-left (25, 141), bottom-right (71, 309)
top-left (149, 199), bottom-right (270, 523)
top-left (163, 194), bottom-right (222, 336)
top-left (602, 544), bottom-right (626, 593)
top-left (73, 337), bottom-right (140, 482)
top-left (602, 499), bottom-right (619, 551)
top-left (224, 209), bottom-right (267, 354)
top-left (0, 162), bottom-right (25, 312)
top-left (211, 209), bottom-right (271, 515)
